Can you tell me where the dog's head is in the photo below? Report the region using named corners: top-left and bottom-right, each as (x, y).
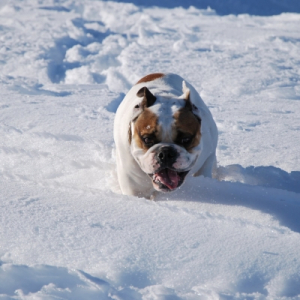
top-left (129, 82), bottom-right (201, 192)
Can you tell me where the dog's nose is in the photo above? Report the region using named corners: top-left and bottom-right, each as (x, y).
top-left (156, 147), bottom-right (178, 166)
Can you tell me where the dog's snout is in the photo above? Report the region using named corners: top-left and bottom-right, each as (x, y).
top-left (156, 147), bottom-right (178, 166)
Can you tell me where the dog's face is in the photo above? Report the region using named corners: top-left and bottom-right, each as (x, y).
top-left (129, 86), bottom-right (201, 192)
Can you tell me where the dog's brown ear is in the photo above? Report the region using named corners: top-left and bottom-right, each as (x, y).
top-left (182, 85), bottom-right (201, 123)
top-left (137, 87), bottom-right (156, 108)
top-left (184, 90), bottom-right (193, 110)
top-left (182, 81), bottom-right (193, 110)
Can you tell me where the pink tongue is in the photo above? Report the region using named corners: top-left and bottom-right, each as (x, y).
top-left (156, 169), bottom-right (180, 190)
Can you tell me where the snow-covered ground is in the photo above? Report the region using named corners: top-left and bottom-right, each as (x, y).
top-left (0, 0), bottom-right (300, 299)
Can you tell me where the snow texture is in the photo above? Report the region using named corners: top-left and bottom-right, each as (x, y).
top-left (0, 0), bottom-right (300, 299)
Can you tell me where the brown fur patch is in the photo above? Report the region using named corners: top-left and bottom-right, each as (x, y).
top-left (128, 122), bottom-right (132, 144)
top-left (136, 73), bottom-right (165, 84)
top-left (173, 108), bottom-right (201, 152)
top-left (133, 109), bottom-right (161, 151)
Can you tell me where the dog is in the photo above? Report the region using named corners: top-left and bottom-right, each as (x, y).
top-left (114, 73), bottom-right (218, 199)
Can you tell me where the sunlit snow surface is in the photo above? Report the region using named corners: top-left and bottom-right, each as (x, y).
top-left (0, 0), bottom-right (300, 299)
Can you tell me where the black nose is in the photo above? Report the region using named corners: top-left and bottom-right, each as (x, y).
top-left (156, 147), bottom-right (178, 166)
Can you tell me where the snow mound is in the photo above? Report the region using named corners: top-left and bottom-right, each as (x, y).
top-left (0, 263), bottom-right (142, 300)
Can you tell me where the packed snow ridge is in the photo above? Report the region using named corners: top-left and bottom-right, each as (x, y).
top-left (0, 0), bottom-right (300, 299)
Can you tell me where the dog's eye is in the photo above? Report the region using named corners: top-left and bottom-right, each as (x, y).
top-left (142, 136), bottom-right (154, 146)
top-left (181, 136), bottom-right (192, 145)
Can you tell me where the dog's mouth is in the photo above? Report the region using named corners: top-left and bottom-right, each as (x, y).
top-left (149, 168), bottom-right (189, 192)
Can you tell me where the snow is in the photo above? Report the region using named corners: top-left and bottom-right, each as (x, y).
top-left (105, 0), bottom-right (300, 16)
top-left (0, 0), bottom-right (300, 299)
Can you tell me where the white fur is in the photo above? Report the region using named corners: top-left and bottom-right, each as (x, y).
top-left (114, 73), bottom-right (218, 198)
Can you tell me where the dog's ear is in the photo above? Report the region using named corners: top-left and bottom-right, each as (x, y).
top-left (182, 81), bottom-right (193, 110)
top-left (184, 90), bottom-right (193, 110)
top-left (182, 81), bottom-right (200, 122)
top-left (136, 87), bottom-right (156, 108)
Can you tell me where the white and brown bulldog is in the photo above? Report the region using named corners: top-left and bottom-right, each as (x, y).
top-left (114, 73), bottom-right (218, 198)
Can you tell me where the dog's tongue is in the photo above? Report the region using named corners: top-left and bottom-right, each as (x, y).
top-left (156, 169), bottom-right (180, 190)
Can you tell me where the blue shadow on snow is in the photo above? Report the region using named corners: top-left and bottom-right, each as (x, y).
top-left (105, 93), bottom-right (126, 113)
top-left (102, 0), bottom-right (300, 16)
top-left (162, 165), bottom-right (300, 233)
